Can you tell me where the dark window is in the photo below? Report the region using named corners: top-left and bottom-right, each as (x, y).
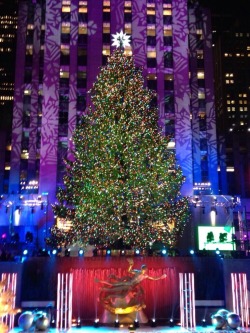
top-left (199, 116), bottom-right (206, 131)
top-left (78, 34), bottom-right (87, 45)
top-left (77, 94), bottom-right (86, 111)
top-left (200, 138), bottom-right (208, 151)
top-left (147, 15), bottom-right (156, 24)
top-left (102, 56), bottom-right (108, 66)
top-left (147, 58), bottom-right (157, 68)
top-left (147, 36), bottom-right (156, 46)
top-left (164, 36), bottom-right (172, 46)
top-left (24, 69), bottom-right (32, 83)
top-left (163, 15), bottom-right (172, 25)
top-left (164, 51), bottom-right (173, 68)
top-left (147, 79), bottom-right (157, 90)
top-left (60, 78), bottom-right (69, 88)
top-left (78, 49), bottom-right (87, 66)
top-left (198, 99), bottom-right (206, 110)
top-left (165, 119), bottom-right (175, 135)
top-left (164, 94), bottom-right (174, 113)
top-left (25, 55), bottom-right (32, 68)
top-left (103, 12), bottom-right (110, 21)
top-left (164, 80), bottom-right (174, 90)
top-left (60, 53), bottom-right (70, 66)
top-left (103, 34), bottom-right (110, 44)
top-left (61, 34), bottom-right (70, 44)
top-left (61, 12), bottom-right (70, 22)
top-left (198, 79), bottom-right (205, 88)
top-left (124, 12), bottom-right (132, 22)
top-left (78, 13), bottom-right (88, 22)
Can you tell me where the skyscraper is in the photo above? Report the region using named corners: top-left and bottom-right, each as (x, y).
top-left (0, 1), bottom-right (18, 193)
top-left (8, 0), bottom-right (218, 204)
top-left (212, 3), bottom-right (250, 197)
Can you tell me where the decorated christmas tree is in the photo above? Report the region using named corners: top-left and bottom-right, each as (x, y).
top-left (48, 32), bottom-right (190, 250)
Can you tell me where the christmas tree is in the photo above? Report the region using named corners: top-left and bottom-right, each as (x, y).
top-left (49, 34), bottom-right (189, 250)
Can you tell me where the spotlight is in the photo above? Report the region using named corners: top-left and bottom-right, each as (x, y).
top-left (52, 249), bottom-right (57, 256)
top-left (78, 249), bottom-right (84, 256)
top-left (189, 249), bottom-right (195, 255)
top-left (134, 249), bottom-right (140, 256)
top-left (169, 318), bottom-right (175, 327)
top-left (76, 317), bottom-right (81, 328)
top-left (38, 248), bottom-right (49, 257)
top-left (65, 248), bottom-right (70, 257)
top-left (93, 318), bottom-right (99, 328)
top-left (150, 318), bottom-right (157, 327)
top-left (114, 319), bottom-right (120, 328)
top-left (128, 324), bottom-right (136, 332)
top-left (202, 318), bottom-right (207, 327)
top-left (161, 248), bottom-right (167, 256)
top-left (23, 249), bottom-right (28, 256)
top-left (215, 248), bottom-right (220, 255)
top-left (134, 319), bottom-right (140, 328)
top-left (120, 249), bottom-right (125, 256)
top-left (106, 249), bottom-right (111, 256)
top-left (50, 318), bottom-right (56, 328)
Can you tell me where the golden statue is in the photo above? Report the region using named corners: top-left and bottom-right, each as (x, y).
top-left (95, 258), bottom-right (166, 316)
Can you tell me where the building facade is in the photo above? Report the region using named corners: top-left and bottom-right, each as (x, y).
top-left (214, 29), bottom-right (250, 197)
top-left (0, 1), bottom-right (18, 193)
top-left (0, 0), bottom-right (221, 246)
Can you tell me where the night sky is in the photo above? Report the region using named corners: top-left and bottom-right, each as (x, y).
top-left (199, 0), bottom-right (250, 32)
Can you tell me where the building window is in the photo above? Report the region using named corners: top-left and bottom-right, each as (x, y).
top-left (164, 51), bottom-right (173, 68)
top-left (77, 71), bottom-right (87, 88)
top-left (78, 48), bottom-right (87, 66)
top-left (102, 45), bottom-right (110, 56)
top-left (124, 23), bottom-right (132, 35)
top-left (103, 22), bottom-right (110, 34)
top-left (197, 71), bottom-right (204, 79)
top-left (147, 74), bottom-right (157, 90)
top-left (164, 74), bottom-right (174, 90)
top-left (198, 90), bottom-right (205, 99)
top-left (79, 1), bottom-right (87, 13)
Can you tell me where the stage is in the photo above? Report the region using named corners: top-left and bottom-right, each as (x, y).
top-left (8, 325), bottom-right (250, 333)
top-left (1, 256), bottom-right (250, 330)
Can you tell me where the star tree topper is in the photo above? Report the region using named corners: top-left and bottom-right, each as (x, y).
top-left (111, 30), bottom-right (131, 49)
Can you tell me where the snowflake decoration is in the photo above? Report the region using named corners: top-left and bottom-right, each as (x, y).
top-left (111, 30), bottom-right (131, 49)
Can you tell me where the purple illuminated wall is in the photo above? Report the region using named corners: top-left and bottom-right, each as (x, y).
top-left (189, 6), bottom-right (201, 184)
top-left (39, 0), bottom-right (61, 201)
top-left (86, 0), bottom-right (103, 100)
top-left (156, 0), bottom-right (165, 133)
top-left (68, 0), bottom-right (78, 158)
top-left (28, 2), bottom-right (41, 180)
top-left (110, 0), bottom-right (124, 36)
top-left (172, 0), bottom-right (193, 196)
top-left (9, 0), bottom-right (219, 203)
top-left (202, 8), bottom-right (218, 194)
top-left (132, 0), bottom-right (147, 73)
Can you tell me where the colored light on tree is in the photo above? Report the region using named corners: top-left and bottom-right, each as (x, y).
top-left (48, 49), bottom-right (190, 250)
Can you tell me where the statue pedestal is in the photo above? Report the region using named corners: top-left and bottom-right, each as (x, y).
top-left (101, 309), bottom-right (148, 324)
